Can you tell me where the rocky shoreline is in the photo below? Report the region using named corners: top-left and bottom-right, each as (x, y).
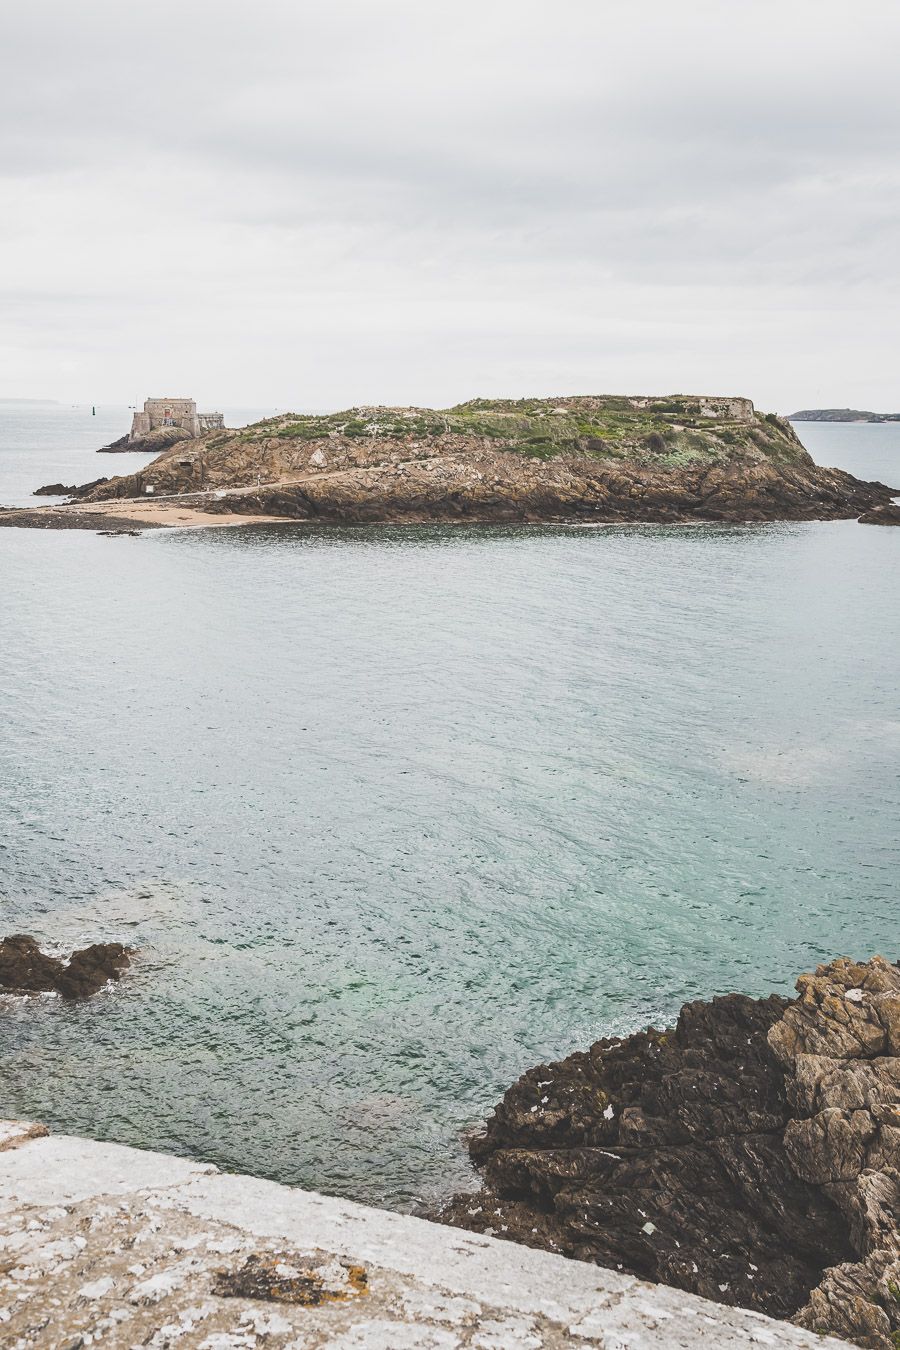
top-left (2, 931), bottom-right (896, 1345)
top-left (438, 957), bottom-right (900, 1349)
top-left (1, 395), bottom-right (897, 530)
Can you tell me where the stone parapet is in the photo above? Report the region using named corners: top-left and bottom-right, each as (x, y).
top-left (0, 1120), bottom-right (845, 1348)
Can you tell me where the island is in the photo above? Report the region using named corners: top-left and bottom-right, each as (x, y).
top-left (788, 408), bottom-right (900, 423)
top-left (2, 394), bottom-right (898, 530)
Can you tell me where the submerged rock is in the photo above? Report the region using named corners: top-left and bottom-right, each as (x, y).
top-left (0, 934), bottom-right (131, 1000)
top-left (440, 957), bottom-right (900, 1348)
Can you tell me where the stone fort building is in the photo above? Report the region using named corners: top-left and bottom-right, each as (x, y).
top-left (129, 398), bottom-right (224, 442)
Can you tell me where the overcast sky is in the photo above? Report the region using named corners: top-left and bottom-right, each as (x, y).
top-left (1, 0), bottom-right (898, 411)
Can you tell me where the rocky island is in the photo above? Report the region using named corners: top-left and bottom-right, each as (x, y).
top-left (1, 394), bottom-right (897, 530)
top-left (789, 408), bottom-right (900, 423)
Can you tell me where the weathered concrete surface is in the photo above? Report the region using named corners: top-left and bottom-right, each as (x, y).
top-left (0, 1122), bottom-right (845, 1348)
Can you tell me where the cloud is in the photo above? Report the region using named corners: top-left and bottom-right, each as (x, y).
top-left (1, 0), bottom-right (899, 407)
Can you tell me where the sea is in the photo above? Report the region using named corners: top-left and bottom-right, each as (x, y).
top-left (0, 402), bottom-right (898, 1210)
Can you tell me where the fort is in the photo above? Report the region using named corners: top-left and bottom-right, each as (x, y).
top-left (129, 397), bottom-right (224, 441)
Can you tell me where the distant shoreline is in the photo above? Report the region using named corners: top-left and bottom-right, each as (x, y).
top-left (789, 408), bottom-right (900, 423)
top-left (0, 397), bottom-right (60, 406)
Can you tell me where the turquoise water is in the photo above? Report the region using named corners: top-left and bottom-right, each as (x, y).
top-left (0, 413), bottom-right (898, 1209)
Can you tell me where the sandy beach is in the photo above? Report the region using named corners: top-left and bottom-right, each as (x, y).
top-left (0, 497), bottom-right (290, 531)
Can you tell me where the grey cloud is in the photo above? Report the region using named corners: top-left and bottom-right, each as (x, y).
top-left (1, 0), bottom-right (898, 407)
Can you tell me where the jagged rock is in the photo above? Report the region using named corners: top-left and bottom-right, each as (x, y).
top-left (0, 934), bottom-right (131, 1000)
top-left (440, 958), bottom-right (900, 1348)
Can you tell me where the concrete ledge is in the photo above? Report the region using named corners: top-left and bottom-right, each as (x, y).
top-left (0, 1121), bottom-right (844, 1348)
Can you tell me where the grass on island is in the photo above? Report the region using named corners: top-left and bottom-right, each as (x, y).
top-left (225, 397), bottom-right (804, 468)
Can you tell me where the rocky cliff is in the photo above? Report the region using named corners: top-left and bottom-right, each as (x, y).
top-left (69, 395), bottom-right (897, 526)
top-left (439, 957), bottom-right (900, 1350)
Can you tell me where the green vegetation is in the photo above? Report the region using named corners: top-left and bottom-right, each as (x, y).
top-left (223, 395), bottom-right (806, 469)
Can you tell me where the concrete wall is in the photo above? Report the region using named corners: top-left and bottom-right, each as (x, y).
top-left (0, 1119), bottom-right (848, 1350)
top-left (697, 396), bottom-right (755, 421)
top-left (626, 396), bottom-right (756, 422)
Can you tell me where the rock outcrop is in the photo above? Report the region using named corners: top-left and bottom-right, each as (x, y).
top-left (34, 476), bottom-right (107, 497)
top-left (0, 934), bottom-right (131, 999)
top-left (858, 504), bottom-right (900, 526)
top-left (98, 426), bottom-right (192, 454)
top-left (440, 958), bottom-right (900, 1349)
top-left (32, 482), bottom-right (76, 496)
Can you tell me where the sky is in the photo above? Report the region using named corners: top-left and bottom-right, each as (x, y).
top-left (1, 0), bottom-right (898, 413)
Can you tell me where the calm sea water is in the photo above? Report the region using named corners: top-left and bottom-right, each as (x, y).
top-left (0, 408), bottom-right (898, 1209)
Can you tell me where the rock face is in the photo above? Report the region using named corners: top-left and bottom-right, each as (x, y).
top-left (0, 934), bottom-right (131, 999)
top-left (772, 959), bottom-right (900, 1349)
top-left (440, 958), bottom-right (900, 1349)
top-left (72, 397), bottom-right (898, 527)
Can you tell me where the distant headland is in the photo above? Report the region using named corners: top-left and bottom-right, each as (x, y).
top-left (788, 407), bottom-right (900, 423)
top-left (2, 393), bottom-right (898, 531)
